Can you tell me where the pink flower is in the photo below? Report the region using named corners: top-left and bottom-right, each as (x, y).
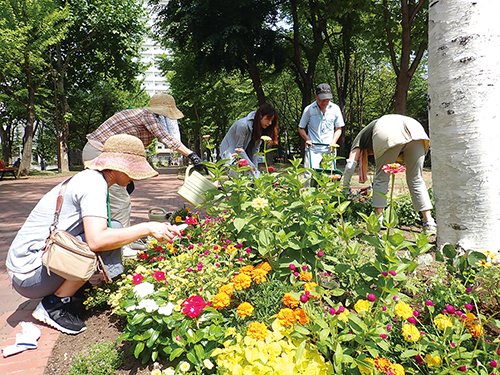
top-left (490, 360), bottom-right (498, 368)
top-left (387, 324), bottom-right (392, 331)
top-left (382, 163), bottom-right (406, 174)
top-left (413, 310), bottom-right (419, 317)
top-left (415, 354), bottom-right (424, 365)
top-left (132, 273), bottom-right (144, 285)
top-left (300, 294), bottom-right (309, 303)
top-left (317, 250), bottom-right (324, 257)
top-left (379, 333), bottom-right (388, 340)
top-left (328, 307), bottom-right (336, 315)
top-left (181, 295), bottom-right (209, 319)
top-left (445, 305), bottom-right (456, 314)
top-left (289, 264), bottom-right (296, 271)
top-left (381, 271), bottom-right (388, 277)
top-left (267, 166), bottom-right (275, 173)
top-left (389, 270), bottom-right (397, 276)
top-left (425, 300), bottom-right (434, 306)
top-left (152, 271), bottom-right (166, 282)
top-left (464, 303), bottom-right (474, 311)
top-left (238, 159), bottom-right (249, 167)
top-left (337, 306), bottom-right (345, 314)
top-left (407, 317), bottom-right (417, 324)
top-left (301, 265), bottom-right (308, 271)
top-left (185, 216), bottom-right (198, 225)
top-left (367, 294), bottom-right (376, 302)
top-left (458, 365), bottom-right (467, 372)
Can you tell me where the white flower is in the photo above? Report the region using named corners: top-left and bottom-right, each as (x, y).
top-left (179, 361), bottom-right (190, 373)
top-left (137, 299), bottom-right (159, 313)
top-left (261, 135), bottom-right (272, 142)
top-left (158, 302), bottom-right (175, 316)
top-left (133, 282), bottom-right (155, 298)
top-left (251, 197), bottom-right (269, 210)
top-left (125, 305), bottom-right (137, 312)
top-left (203, 359), bottom-right (214, 369)
top-left (162, 368), bottom-right (175, 375)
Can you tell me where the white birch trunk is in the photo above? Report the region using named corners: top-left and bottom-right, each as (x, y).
top-left (428, 0), bottom-right (500, 253)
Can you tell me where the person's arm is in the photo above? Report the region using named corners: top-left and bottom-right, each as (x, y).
top-left (331, 127), bottom-right (343, 147)
top-left (298, 128), bottom-right (312, 148)
top-left (298, 108), bottom-right (312, 148)
top-left (82, 216), bottom-right (181, 252)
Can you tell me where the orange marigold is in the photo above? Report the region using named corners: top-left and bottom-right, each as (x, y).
top-left (277, 308), bottom-right (297, 327)
top-left (246, 322), bottom-right (268, 340)
top-left (236, 302), bottom-right (254, 318)
top-left (294, 308), bottom-right (309, 325)
top-left (257, 262), bottom-right (272, 272)
top-left (239, 265), bottom-right (255, 275)
top-left (468, 323), bottom-right (484, 338)
top-left (373, 357), bottom-right (393, 373)
top-left (232, 273), bottom-right (252, 290)
top-left (282, 293), bottom-right (300, 308)
top-left (251, 268), bottom-right (267, 284)
top-left (212, 292), bottom-right (231, 309)
top-left (218, 284), bottom-right (234, 297)
top-left (299, 271), bottom-right (313, 282)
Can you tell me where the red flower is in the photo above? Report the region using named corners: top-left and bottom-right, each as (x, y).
top-left (238, 159), bottom-right (249, 167)
top-left (267, 166), bottom-right (275, 173)
top-left (382, 163), bottom-right (406, 174)
top-left (153, 271), bottom-right (166, 281)
top-left (132, 273), bottom-right (144, 285)
top-left (181, 295), bottom-right (209, 318)
top-left (185, 216), bottom-right (198, 225)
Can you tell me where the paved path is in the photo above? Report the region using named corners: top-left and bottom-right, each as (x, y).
top-left (0, 171), bottom-right (186, 374)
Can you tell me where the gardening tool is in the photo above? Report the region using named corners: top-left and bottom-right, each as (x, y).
top-left (177, 165), bottom-right (217, 206)
top-left (148, 207), bottom-right (172, 222)
top-left (308, 142), bottom-right (343, 186)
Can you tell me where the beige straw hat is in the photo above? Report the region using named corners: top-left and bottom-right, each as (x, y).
top-left (145, 93), bottom-right (184, 119)
top-left (85, 134), bottom-right (158, 180)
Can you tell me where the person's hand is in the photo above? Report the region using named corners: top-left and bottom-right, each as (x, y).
top-left (187, 152), bottom-right (202, 165)
top-left (305, 140), bottom-right (313, 148)
top-left (234, 147), bottom-right (244, 153)
top-left (148, 222), bottom-right (182, 242)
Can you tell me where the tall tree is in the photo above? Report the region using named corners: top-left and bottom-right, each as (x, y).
top-left (0, 0), bottom-right (69, 175)
top-left (49, 0), bottom-right (146, 172)
top-left (375, 0), bottom-right (427, 114)
top-left (428, 0), bottom-right (500, 252)
top-left (154, 0), bottom-right (286, 105)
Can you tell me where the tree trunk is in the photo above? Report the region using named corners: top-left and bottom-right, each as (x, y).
top-left (245, 49), bottom-right (267, 105)
top-left (428, 0), bottom-right (500, 252)
top-left (0, 121), bottom-right (12, 163)
top-left (53, 44), bottom-right (70, 172)
top-left (18, 88), bottom-right (36, 176)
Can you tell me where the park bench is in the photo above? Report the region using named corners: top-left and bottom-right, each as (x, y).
top-left (0, 166), bottom-right (18, 180)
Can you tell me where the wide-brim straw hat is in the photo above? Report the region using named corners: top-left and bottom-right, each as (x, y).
top-left (145, 93), bottom-right (184, 119)
top-left (85, 134), bottom-right (158, 180)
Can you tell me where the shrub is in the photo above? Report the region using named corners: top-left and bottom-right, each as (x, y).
top-left (69, 341), bottom-right (122, 375)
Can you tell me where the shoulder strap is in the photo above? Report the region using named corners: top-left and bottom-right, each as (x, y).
top-left (50, 177), bottom-right (73, 231)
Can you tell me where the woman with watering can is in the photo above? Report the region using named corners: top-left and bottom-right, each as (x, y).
top-left (342, 114), bottom-right (436, 234)
top-left (219, 103), bottom-right (279, 177)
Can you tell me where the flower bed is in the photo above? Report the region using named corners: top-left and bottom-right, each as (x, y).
top-left (86, 154), bottom-right (500, 375)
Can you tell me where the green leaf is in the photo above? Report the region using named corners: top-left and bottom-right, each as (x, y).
top-left (401, 349), bottom-right (419, 358)
top-left (134, 342), bottom-right (145, 358)
top-left (294, 339), bottom-right (306, 362)
top-left (169, 347), bottom-right (184, 361)
top-left (467, 251), bottom-right (487, 266)
top-left (293, 325), bottom-right (311, 335)
top-left (233, 217), bottom-right (246, 233)
top-left (194, 344), bottom-right (205, 362)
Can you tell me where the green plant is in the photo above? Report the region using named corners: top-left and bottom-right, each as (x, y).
top-left (69, 341), bottom-right (122, 375)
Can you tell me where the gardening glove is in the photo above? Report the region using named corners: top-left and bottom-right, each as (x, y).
top-left (342, 159), bottom-right (357, 195)
top-left (188, 152), bottom-right (208, 174)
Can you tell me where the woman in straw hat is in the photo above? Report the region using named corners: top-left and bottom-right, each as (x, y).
top-left (7, 134), bottom-right (183, 335)
top-left (83, 93), bottom-right (203, 227)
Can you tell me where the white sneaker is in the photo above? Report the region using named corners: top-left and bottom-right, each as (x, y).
top-left (122, 245), bottom-right (137, 258)
top-left (423, 222), bottom-right (437, 235)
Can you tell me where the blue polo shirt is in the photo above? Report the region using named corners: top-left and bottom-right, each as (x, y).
top-left (298, 101), bottom-right (345, 145)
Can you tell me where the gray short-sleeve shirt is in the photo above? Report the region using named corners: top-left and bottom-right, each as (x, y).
top-left (6, 169), bottom-right (108, 275)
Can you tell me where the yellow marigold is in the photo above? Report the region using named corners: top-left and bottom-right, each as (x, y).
top-left (251, 268), bottom-right (267, 284)
top-left (175, 215), bottom-right (183, 223)
top-left (277, 308), bottom-right (297, 327)
top-left (373, 357), bottom-right (392, 372)
top-left (391, 363), bottom-right (405, 375)
top-left (467, 323), bottom-right (484, 338)
top-left (299, 271), bottom-right (313, 282)
top-left (434, 314), bottom-right (453, 331)
top-left (463, 312), bottom-right (477, 325)
top-left (338, 309), bottom-right (350, 322)
top-left (218, 284), bottom-right (234, 297)
top-left (236, 302), bottom-right (254, 318)
top-left (294, 308), bottom-right (310, 325)
top-left (257, 262), bottom-right (272, 272)
top-left (246, 322), bottom-right (268, 340)
top-left (225, 244), bottom-right (237, 254)
top-left (304, 282), bottom-right (318, 292)
top-left (232, 273), bottom-right (252, 290)
top-left (401, 323), bottom-right (421, 342)
top-left (239, 265), bottom-right (255, 275)
top-left (424, 353), bottom-right (442, 368)
top-left (251, 197), bottom-right (269, 210)
top-left (354, 299), bottom-right (371, 314)
top-left (394, 301), bottom-right (414, 320)
top-left (212, 292), bottom-right (231, 309)
top-left (282, 293), bottom-right (300, 308)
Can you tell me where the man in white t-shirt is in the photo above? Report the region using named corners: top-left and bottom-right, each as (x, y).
top-left (298, 83), bottom-right (345, 170)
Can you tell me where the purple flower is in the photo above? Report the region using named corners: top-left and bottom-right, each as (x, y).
top-left (289, 264), bottom-right (296, 271)
top-left (300, 294), bottom-right (309, 303)
top-left (381, 271), bottom-right (389, 277)
top-left (245, 247), bottom-right (252, 254)
top-left (407, 317), bottom-right (417, 324)
top-left (367, 293), bottom-right (376, 302)
top-left (293, 271), bottom-right (299, 277)
top-left (382, 306), bottom-right (387, 312)
top-left (466, 287), bottom-right (473, 293)
top-left (415, 354), bottom-right (424, 365)
top-left (424, 299), bottom-right (434, 306)
top-left (387, 324), bottom-right (392, 331)
top-left (317, 250), bottom-right (324, 257)
top-left (328, 307), bottom-right (336, 315)
top-left (389, 270), bottom-right (397, 276)
top-left (379, 333), bottom-right (387, 340)
top-left (393, 296), bottom-right (399, 301)
top-left (301, 265), bottom-right (308, 271)
top-left (337, 306), bottom-right (345, 314)
top-left (464, 303), bottom-right (473, 311)
top-left (445, 304), bottom-right (456, 314)
top-left (490, 360), bottom-right (498, 368)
